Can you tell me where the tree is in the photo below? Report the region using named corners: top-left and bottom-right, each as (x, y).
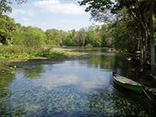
top-left (0, 15), bottom-right (16, 44)
top-left (112, 20), bottom-right (138, 52)
top-left (73, 28), bottom-right (87, 47)
top-left (0, 0), bottom-right (27, 44)
top-left (45, 29), bottom-right (64, 46)
top-left (63, 33), bottom-right (74, 46)
top-left (0, 0), bottom-right (12, 15)
top-left (12, 23), bottom-right (24, 45)
top-left (97, 24), bottom-right (112, 47)
top-left (86, 27), bottom-right (102, 47)
top-left (0, 0), bottom-right (27, 14)
top-left (79, 0), bottom-right (156, 68)
top-left (21, 26), bottom-right (46, 50)
top-left (12, 26), bottom-right (47, 47)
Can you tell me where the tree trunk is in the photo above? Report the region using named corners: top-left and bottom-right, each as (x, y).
top-left (149, 5), bottom-right (155, 65)
top-left (150, 40), bottom-right (155, 65)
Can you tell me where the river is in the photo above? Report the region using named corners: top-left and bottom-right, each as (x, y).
top-left (0, 48), bottom-right (155, 117)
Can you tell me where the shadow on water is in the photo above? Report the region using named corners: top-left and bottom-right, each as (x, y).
top-left (0, 73), bottom-right (15, 115)
top-left (0, 48), bottom-right (155, 117)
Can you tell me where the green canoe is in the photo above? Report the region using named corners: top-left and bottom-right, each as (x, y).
top-left (112, 72), bottom-right (143, 93)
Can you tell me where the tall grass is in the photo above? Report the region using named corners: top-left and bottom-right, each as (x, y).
top-left (0, 45), bottom-right (68, 60)
top-left (0, 45), bottom-right (43, 54)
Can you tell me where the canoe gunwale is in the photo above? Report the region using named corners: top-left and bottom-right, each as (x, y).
top-left (113, 76), bottom-right (142, 87)
top-left (112, 73), bottom-right (143, 93)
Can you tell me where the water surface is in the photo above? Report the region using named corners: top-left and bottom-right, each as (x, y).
top-left (0, 48), bottom-right (155, 117)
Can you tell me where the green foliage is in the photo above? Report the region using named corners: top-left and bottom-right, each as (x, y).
top-left (79, 0), bottom-right (156, 65)
top-left (0, 15), bottom-right (16, 44)
top-left (63, 26), bottom-right (110, 47)
top-left (45, 29), bottom-right (64, 46)
top-left (73, 28), bottom-right (87, 46)
top-left (0, 45), bottom-right (69, 60)
top-left (112, 21), bottom-right (137, 52)
top-left (37, 51), bottom-right (68, 59)
top-left (12, 26), bottom-right (47, 50)
top-left (0, 0), bottom-right (12, 14)
top-left (63, 30), bottom-right (76, 46)
top-left (63, 33), bottom-right (74, 46)
top-left (0, 0), bottom-right (115, 50)
top-left (0, 0), bottom-right (27, 15)
top-left (79, 0), bottom-right (116, 22)
top-left (0, 45), bottom-right (43, 54)
top-left (0, 1), bottom-right (25, 45)
top-left (98, 24), bottom-right (112, 47)
top-left (12, 24), bottom-right (47, 49)
top-left (22, 26), bottom-right (46, 48)
top-left (86, 28), bottom-right (102, 47)
top-left (12, 31), bottom-right (25, 45)
top-left (0, 45), bottom-right (36, 60)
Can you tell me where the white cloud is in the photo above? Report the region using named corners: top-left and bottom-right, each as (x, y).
top-left (55, 19), bottom-right (92, 31)
top-left (19, 17), bottom-right (34, 26)
top-left (33, 0), bottom-right (85, 14)
top-left (27, 8), bottom-right (35, 16)
top-left (8, 0), bottom-right (92, 31)
top-left (8, 7), bottom-right (35, 27)
top-left (9, 8), bottom-right (35, 18)
top-left (21, 17), bottom-right (29, 21)
top-left (9, 9), bottom-right (25, 17)
top-left (59, 19), bottom-right (75, 24)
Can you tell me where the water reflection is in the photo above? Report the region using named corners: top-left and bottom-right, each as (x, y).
top-left (0, 48), bottom-right (155, 117)
top-left (0, 73), bottom-right (15, 116)
top-left (24, 65), bottom-right (43, 79)
top-left (87, 50), bottom-right (131, 76)
top-left (30, 61), bottom-right (111, 93)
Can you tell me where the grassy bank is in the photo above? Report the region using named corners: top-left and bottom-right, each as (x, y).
top-left (0, 46), bottom-right (88, 60)
top-left (0, 46), bottom-right (89, 73)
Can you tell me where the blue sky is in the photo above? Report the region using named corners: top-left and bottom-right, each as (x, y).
top-left (8, 0), bottom-right (101, 31)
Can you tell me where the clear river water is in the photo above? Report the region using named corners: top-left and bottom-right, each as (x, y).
top-left (0, 48), bottom-right (155, 117)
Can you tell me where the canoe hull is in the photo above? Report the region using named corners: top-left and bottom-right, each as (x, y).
top-left (112, 72), bottom-right (143, 93)
top-left (113, 78), bottom-right (143, 93)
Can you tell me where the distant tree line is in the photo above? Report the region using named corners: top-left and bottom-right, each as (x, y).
top-left (0, 0), bottom-right (113, 49)
top-left (1, 0), bottom-right (156, 63)
top-left (2, 12), bottom-right (156, 54)
top-left (0, 0), bottom-right (140, 51)
top-left (6, 22), bottom-right (114, 48)
top-left (0, 12), bottom-right (114, 49)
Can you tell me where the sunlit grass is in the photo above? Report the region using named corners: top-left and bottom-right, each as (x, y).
top-left (0, 45), bottom-right (89, 73)
top-left (0, 46), bottom-right (89, 61)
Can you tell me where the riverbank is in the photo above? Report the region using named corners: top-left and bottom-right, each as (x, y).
top-left (0, 47), bottom-right (89, 73)
top-left (127, 64), bottom-right (156, 101)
